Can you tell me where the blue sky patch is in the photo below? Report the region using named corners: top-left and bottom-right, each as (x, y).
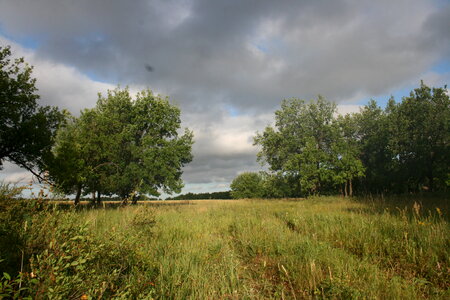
top-left (0, 25), bottom-right (41, 49)
top-left (431, 59), bottom-right (450, 74)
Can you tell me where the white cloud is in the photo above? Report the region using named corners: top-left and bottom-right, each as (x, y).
top-left (336, 104), bottom-right (361, 115)
top-left (1, 36), bottom-right (116, 114)
top-left (186, 112), bottom-right (273, 157)
top-left (2, 172), bottom-right (33, 184)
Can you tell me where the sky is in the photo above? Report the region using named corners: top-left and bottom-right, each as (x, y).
top-left (1, 0), bottom-right (449, 197)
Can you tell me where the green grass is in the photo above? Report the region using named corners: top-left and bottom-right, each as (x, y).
top-left (2, 196), bottom-right (449, 299)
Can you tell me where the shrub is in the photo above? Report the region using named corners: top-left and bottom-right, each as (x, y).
top-left (230, 172), bottom-right (264, 199)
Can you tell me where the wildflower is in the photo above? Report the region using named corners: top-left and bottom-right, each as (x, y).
top-left (80, 294), bottom-right (88, 300)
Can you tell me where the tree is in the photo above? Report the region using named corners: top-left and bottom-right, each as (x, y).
top-left (46, 115), bottom-right (87, 205)
top-left (0, 46), bottom-right (63, 180)
top-left (332, 115), bottom-right (365, 196)
top-left (352, 83), bottom-right (449, 194)
top-left (49, 88), bottom-right (194, 204)
top-left (260, 172), bottom-right (301, 198)
top-left (230, 172), bottom-right (264, 199)
top-left (254, 97), bottom-right (338, 196)
top-left (387, 82), bottom-right (449, 192)
top-left (352, 99), bottom-right (395, 193)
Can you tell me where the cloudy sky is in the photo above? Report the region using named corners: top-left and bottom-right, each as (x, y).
top-left (1, 0), bottom-right (449, 196)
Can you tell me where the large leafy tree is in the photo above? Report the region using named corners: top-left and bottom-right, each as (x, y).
top-left (46, 115), bottom-right (88, 204)
top-left (352, 100), bottom-right (395, 193)
top-left (49, 88), bottom-right (194, 204)
top-left (332, 115), bottom-right (365, 196)
top-left (387, 83), bottom-right (449, 192)
top-left (255, 96), bottom-right (365, 196)
top-left (255, 97), bottom-right (340, 195)
top-left (0, 46), bottom-right (62, 179)
top-left (353, 83), bottom-right (449, 193)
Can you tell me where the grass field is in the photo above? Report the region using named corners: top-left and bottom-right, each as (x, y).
top-left (2, 196), bottom-right (449, 299)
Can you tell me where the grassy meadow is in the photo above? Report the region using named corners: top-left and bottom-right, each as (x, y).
top-left (1, 196), bottom-right (449, 299)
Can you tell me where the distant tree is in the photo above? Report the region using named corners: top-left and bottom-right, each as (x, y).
top-left (167, 191), bottom-right (232, 200)
top-left (230, 172), bottom-right (264, 199)
top-left (0, 46), bottom-right (63, 180)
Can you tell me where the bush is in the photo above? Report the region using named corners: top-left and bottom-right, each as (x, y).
top-left (0, 183), bottom-right (158, 298)
top-left (24, 208), bottom-right (157, 298)
top-left (0, 183), bottom-right (49, 277)
top-left (230, 172), bottom-right (264, 199)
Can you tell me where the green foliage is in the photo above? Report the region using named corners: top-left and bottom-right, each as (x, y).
top-left (254, 96), bottom-right (364, 196)
top-left (0, 183), bottom-right (49, 277)
top-left (260, 172), bottom-right (300, 198)
top-left (230, 172), bottom-right (264, 199)
top-left (48, 88), bottom-right (194, 203)
top-left (331, 115), bottom-right (365, 196)
top-left (387, 83), bottom-right (449, 192)
top-left (27, 212), bottom-right (152, 298)
top-left (0, 45), bottom-right (63, 178)
top-left (0, 205), bottom-right (158, 299)
top-left (0, 271), bottom-right (36, 299)
top-left (255, 83), bottom-right (449, 196)
top-left (355, 83), bottom-right (449, 193)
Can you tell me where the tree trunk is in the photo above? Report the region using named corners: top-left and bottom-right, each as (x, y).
top-left (317, 162), bottom-right (321, 195)
top-left (131, 193), bottom-right (138, 205)
top-left (96, 191), bottom-right (101, 204)
top-left (121, 192), bottom-right (129, 206)
top-left (344, 181), bottom-right (348, 197)
top-left (349, 179), bottom-right (353, 197)
top-left (428, 151), bottom-right (434, 192)
top-left (74, 185), bottom-right (81, 206)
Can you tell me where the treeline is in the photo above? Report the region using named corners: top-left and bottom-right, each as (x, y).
top-left (0, 46), bottom-right (194, 205)
top-left (231, 83), bottom-right (449, 198)
top-left (166, 191), bottom-right (232, 200)
top-left (1, 45), bottom-right (449, 202)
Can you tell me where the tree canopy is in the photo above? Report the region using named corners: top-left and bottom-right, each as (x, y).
top-left (254, 96), bottom-right (364, 196)
top-left (48, 88), bottom-right (194, 204)
top-left (230, 172), bottom-right (264, 199)
top-left (0, 46), bottom-right (63, 180)
top-left (253, 83), bottom-right (449, 197)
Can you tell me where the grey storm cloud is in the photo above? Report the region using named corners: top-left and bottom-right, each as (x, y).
top-left (1, 0), bottom-right (449, 189)
top-left (1, 0), bottom-right (449, 110)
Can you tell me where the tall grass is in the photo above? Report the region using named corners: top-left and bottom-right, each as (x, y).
top-left (1, 196), bottom-right (449, 298)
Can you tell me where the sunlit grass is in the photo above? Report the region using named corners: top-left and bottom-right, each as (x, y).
top-left (66, 196), bottom-right (450, 299)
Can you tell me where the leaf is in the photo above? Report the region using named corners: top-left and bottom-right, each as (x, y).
top-left (2, 272), bottom-right (11, 280)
